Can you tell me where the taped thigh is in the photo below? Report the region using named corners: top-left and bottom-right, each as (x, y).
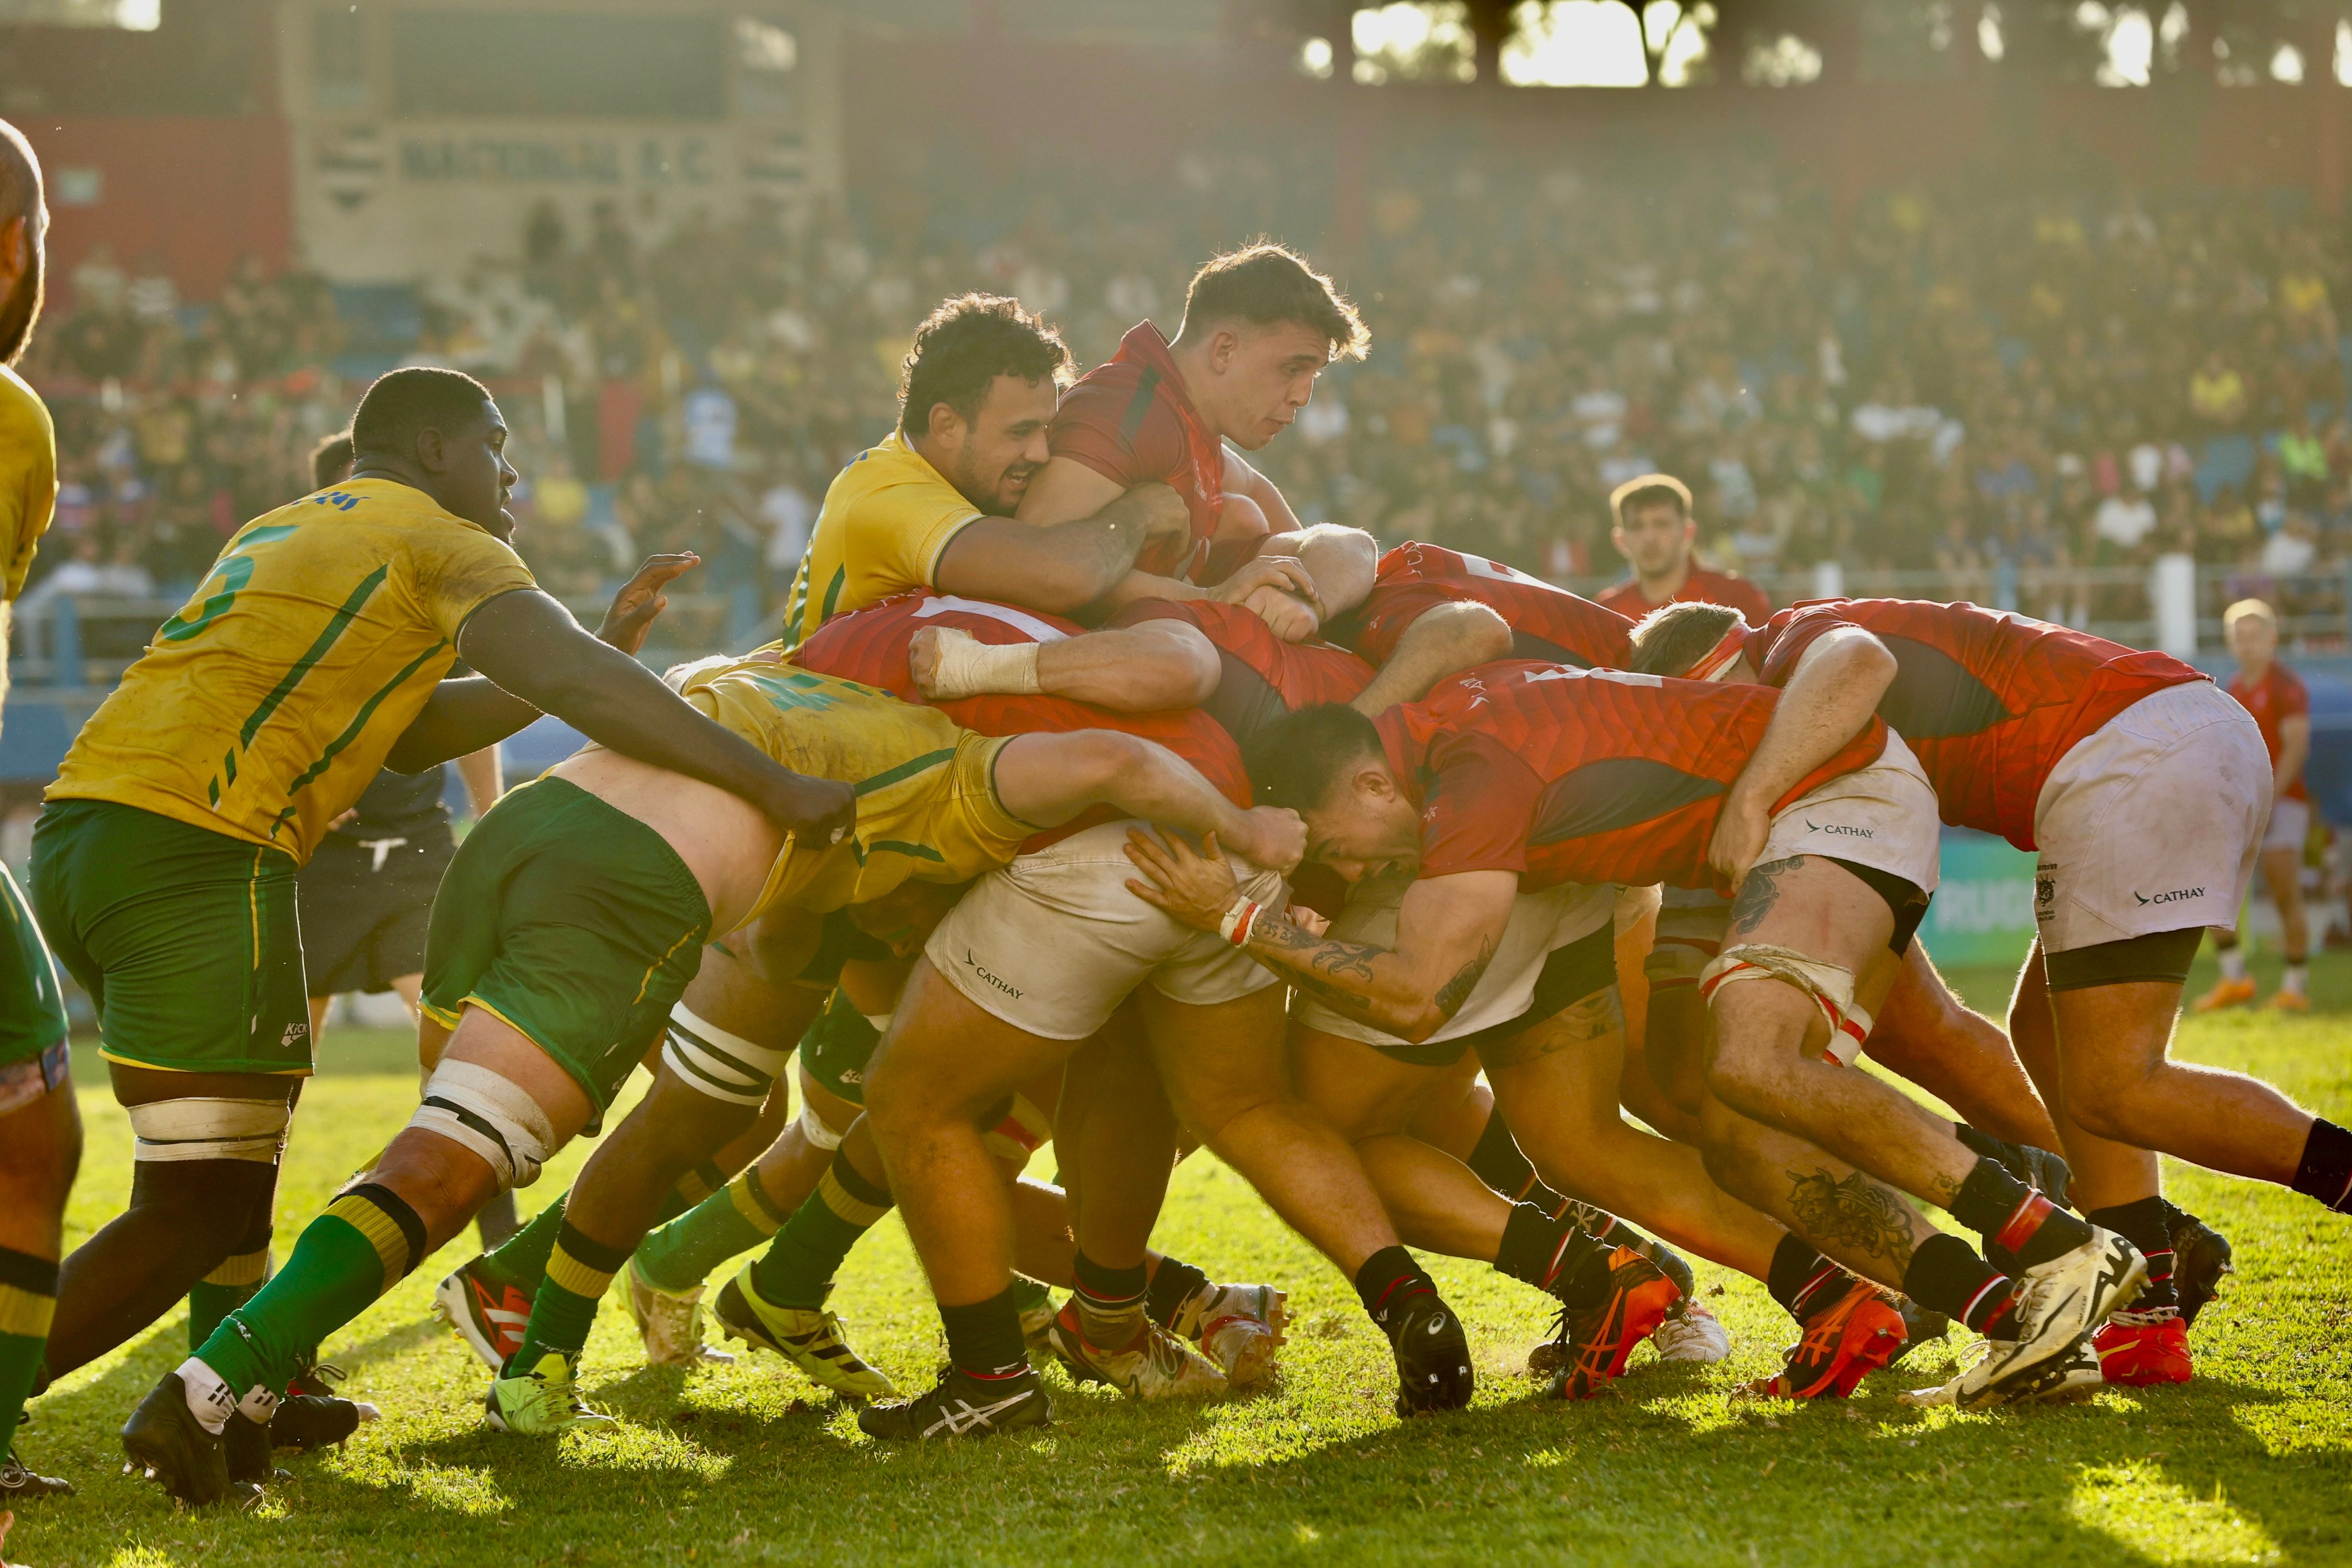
top-left (1698, 944), bottom-right (1874, 1067)
top-left (662, 1003), bottom-right (791, 1106)
top-left (126, 1096), bottom-right (290, 1164)
top-left (796, 1100), bottom-right (845, 1151)
top-left (408, 1059), bottom-right (559, 1189)
top-left (982, 1093), bottom-right (1054, 1165)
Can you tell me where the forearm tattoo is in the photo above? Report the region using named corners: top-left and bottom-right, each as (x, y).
top-left (1729, 856), bottom-right (1804, 937)
top-left (1785, 1165), bottom-right (1917, 1273)
top-left (1432, 936), bottom-right (1497, 1021)
top-left (1249, 916), bottom-right (1393, 1027)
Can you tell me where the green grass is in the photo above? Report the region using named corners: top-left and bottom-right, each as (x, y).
top-left (13, 955), bottom-right (2352, 1567)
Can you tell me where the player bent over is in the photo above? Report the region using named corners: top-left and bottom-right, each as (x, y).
top-left (1129, 663), bottom-right (2147, 1411)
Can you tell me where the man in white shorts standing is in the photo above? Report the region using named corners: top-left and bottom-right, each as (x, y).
top-left (2195, 598), bottom-right (2316, 1015)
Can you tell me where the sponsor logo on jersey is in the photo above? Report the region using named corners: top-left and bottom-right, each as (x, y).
top-left (963, 949), bottom-right (1024, 999)
top-left (2132, 886), bottom-right (2206, 906)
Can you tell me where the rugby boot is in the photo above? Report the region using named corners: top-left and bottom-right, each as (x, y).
top-left (121, 1372), bottom-right (252, 1508)
top-left (1540, 1245), bottom-right (1681, 1401)
top-left (1740, 1277), bottom-right (1907, 1400)
top-left (275, 1354), bottom-right (377, 1451)
top-left (433, 1255), bottom-right (532, 1370)
top-left (711, 1267), bottom-right (894, 1400)
top-left (1373, 1283), bottom-right (1473, 1416)
top-left (2263, 988), bottom-right (2311, 1014)
top-left (1047, 1301), bottom-right (1226, 1399)
top-left (1899, 1228), bottom-right (2144, 1410)
top-left (2094, 1307), bottom-right (2193, 1387)
top-left (1649, 1300), bottom-right (1732, 1364)
top-left (1886, 1296), bottom-right (1951, 1369)
top-left (1161, 1279), bottom-right (1286, 1389)
top-left (2190, 975), bottom-right (2256, 1013)
top-left (0, 1450), bottom-right (71, 1503)
top-left (857, 1366), bottom-right (1052, 1441)
top-left (2168, 1206), bottom-right (2235, 1328)
top-left (625, 1257), bottom-right (733, 1368)
top-left (484, 1353), bottom-right (619, 1435)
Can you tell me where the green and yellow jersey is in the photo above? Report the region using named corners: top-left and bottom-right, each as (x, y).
top-left (675, 657), bottom-right (1028, 922)
top-left (47, 478), bottom-right (536, 863)
top-left (0, 362), bottom-right (58, 705)
top-left (782, 430), bottom-right (980, 646)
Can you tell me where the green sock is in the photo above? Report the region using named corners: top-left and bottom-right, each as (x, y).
top-left (509, 1221), bottom-right (630, 1373)
top-left (636, 1168), bottom-right (789, 1295)
top-left (481, 1191), bottom-right (568, 1291)
top-left (751, 1151), bottom-right (892, 1311)
top-left (194, 1185), bottom-right (421, 1400)
top-left (0, 1248), bottom-right (57, 1463)
top-left (188, 1246), bottom-right (271, 1351)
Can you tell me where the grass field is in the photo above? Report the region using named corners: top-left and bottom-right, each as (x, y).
top-left (10, 953), bottom-right (2352, 1567)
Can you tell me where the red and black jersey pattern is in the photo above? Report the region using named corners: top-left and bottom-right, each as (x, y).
top-left (1049, 322), bottom-right (1241, 584)
top-left (1332, 541), bottom-right (1633, 671)
top-left (1108, 598), bottom-right (1373, 756)
top-left (1377, 661), bottom-right (1888, 893)
top-left (1749, 599), bottom-right (2207, 849)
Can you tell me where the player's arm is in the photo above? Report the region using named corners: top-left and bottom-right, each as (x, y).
top-left (1349, 602), bottom-right (1512, 716)
top-left (1124, 832), bottom-right (1516, 1042)
top-left (993, 729), bottom-right (1304, 874)
top-left (2277, 711), bottom-right (2311, 796)
top-left (1222, 445), bottom-right (1303, 535)
top-left (454, 745), bottom-right (503, 818)
top-left (930, 481), bottom-right (1192, 614)
top-left (1018, 455), bottom-right (1321, 620)
top-left (910, 617), bottom-right (1220, 712)
top-left (1709, 625), bottom-right (1896, 882)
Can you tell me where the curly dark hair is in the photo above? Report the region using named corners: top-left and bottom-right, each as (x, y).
top-left (898, 293), bottom-right (1072, 438)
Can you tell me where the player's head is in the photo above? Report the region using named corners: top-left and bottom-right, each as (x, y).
top-left (1246, 704), bottom-right (1421, 883)
top-left (1609, 474), bottom-right (1697, 579)
top-left (2224, 597), bottom-right (2278, 666)
top-left (349, 366), bottom-right (516, 538)
top-left (0, 118), bottom-right (48, 368)
top-left (311, 429), bottom-right (356, 490)
top-left (1173, 243), bottom-right (1367, 451)
top-left (898, 293), bottom-right (1071, 515)
top-left (1625, 600), bottom-right (1759, 684)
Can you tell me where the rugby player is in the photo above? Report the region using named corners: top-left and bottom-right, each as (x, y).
top-left (2195, 598), bottom-right (2314, 1014)
top-left (1631, 597), bottom-right (2351, 1386)
top-left (0, 119), bottom-right (78, 1531)
top-left (1128, 661), bottom-right (2147, 1410)
top-left (1592, 474), bottom-right (1773, 625)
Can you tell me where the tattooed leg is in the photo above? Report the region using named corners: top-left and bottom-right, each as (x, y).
top-left (1693, 1092), bottom-right (1937, 1292)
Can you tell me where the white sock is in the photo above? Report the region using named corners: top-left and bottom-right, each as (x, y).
top-left (2219, 948), bottom-right (2247, 982)
top-left (2284, 962), bottom-right (2309, 995)
top-left (175, 1357), bottom-right (236, 1435)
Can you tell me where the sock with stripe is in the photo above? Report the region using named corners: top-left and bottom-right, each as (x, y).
top-left (939, 1286), bottom-right (1029, 1381)
top-left (1354, 1245), bottom-right (1438, 1328)
top-left (1948, 1157), bottom-right (2094, 1268)
top-left (1764, 1234), bottom-right (1845, 1323)
top-left (1466, 1110), bottom-right (1574, 1215)
top-left (187, 1183), bottom-right (426, 1423)
top-left (481, 1191), bottom-right (567, 1291)
top-left (635, 1167), bottom-right (790, 1295)
top-left (1145, 1257), bottom-right (1209, 1333)
top-left (1901, 1233), bottom-right (2018, 1338)
top-left (2088, 1196), bottom-right (2177, 1311)
top-left (0, 1248), bottom-right (57, 1464)
top-left (751, 1150), bottom-right (893, 1311)
top-left (1070, 1252), bottom-right (1148, 1349)
top-left (188, 1245), bottom-right (272, 1352)
top-left (508, 1220), bottom-right (632, 1373)
top-left (1493, 1202), bottom-right (1615, 1307)
top-left (2292, 1118), bottom-right (2352, 1214)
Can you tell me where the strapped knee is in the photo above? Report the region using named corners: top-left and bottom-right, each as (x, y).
top-left (982, 1094), bottom-right (1053, 1165)
top-left (1699, 944), bottom-right (1873, 1066)
top-left (1646, 897), bottom-right (1729, 994)
top-left (662, 1003), bottom-right (791, 1107)
top-left (409, 1060), bottom-right (557, 1190)
top-left (126, 1097), bottom-right (289, 1165)
top-left (796, 1100), bottom-right (844, 1152)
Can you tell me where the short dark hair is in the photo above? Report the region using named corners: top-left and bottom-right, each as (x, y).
top-left (350, 366), bottom-right (495, 465)
top-left (1625, 600), bottom-right (1743, 678)
top-left (898, 293), bottom-right (1071, 438)
top-left (311, 429), bottom-right (355, 490)
top-left (1244, 702), bottom-right (1384, 812)
top-left (1181, 243), bottom-right (1369, 361)
top-left (1609, 473), bottom-right (1694, 528)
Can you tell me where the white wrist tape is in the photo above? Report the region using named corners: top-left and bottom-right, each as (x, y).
top-left (797, 1100), bottom-right (844, 1151)
top-left (1698, 943), bottom-right (1873, 1066)
top-left (128, 1097), bottom-right (291, 1164)
top-left (923, 627), bottom-right (1041, 698)
top-left (663, 1003), bottom-right (791, 1106)
top-left (1217, 895), bottom-right (1263, 947)
top-left (408, 1059), bottom-right (558, 1190)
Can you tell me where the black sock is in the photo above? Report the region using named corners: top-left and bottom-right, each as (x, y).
top-left (1764, 1234), bottom-right (1841, 1320)
top-left (1465, 1111), bottom-right (1571, 1213)
top-left (1354, 1245), bottom-right (1435, 1328)
top-left (2292, 1119), bottom-right (2352, 1213)
top-left (1902, 1233), bottom-right (2017, 1337)
top-left (1144, 1257), bottom-right (1208, 1331)
top-left (1948, 1157), bottom-right (2093, 1268)
top-left (939, 1287), bottom-right (1029, 1381)
top-left (1493, 1202), bottom-right (1610, 1300)
top-left (2088, 1197), bottom-right (2177, 1311)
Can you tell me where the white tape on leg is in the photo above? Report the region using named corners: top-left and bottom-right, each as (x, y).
top-left (922, 627), bottom-right (1041, 698)
top-left (408, 1059), bottom-right (558, 1189)
top-left (127, 1098), bottom-right (291, 1164)
top-left (662, 1003), bottom-right (790, 1106)
top-left (796, 1101), bottom-right (844, 1152)
top-left (1698, 943), bottom-right (1874, 1067)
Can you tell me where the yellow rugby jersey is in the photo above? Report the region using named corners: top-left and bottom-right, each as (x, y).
top-left (782, 431), bottom-right (980, 646)
top-left (0, 365), bottom-right (57, 609)
top-left (48, 478), bottom-right (536, 862)
top-left (675, 658), bottom-right (1029, 921)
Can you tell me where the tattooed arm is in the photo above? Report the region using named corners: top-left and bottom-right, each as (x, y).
top-left (1709, 625), bottom-right (1896, 883)
top-left (1123, 829), bottom-right (1517, 1041)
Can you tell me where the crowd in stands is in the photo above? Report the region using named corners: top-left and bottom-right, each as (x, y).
top-left (19, 142), bottom-right (2352, 664)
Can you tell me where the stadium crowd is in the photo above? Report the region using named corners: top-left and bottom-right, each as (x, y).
top-left (17, 144), bottom-right (2352, 641)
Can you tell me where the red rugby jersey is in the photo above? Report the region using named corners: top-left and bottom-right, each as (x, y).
top-left (1108, 598), bottom-right (1373, 754)
top-left (790, 591), bottom-right (1253, 848)
top-left (2227, 661), bottom-right (2309, 804)
top-left (1334, 541), bottom-right (1633, 670)
top-left (1749, 599), bottom-right (2208, 849)
top-left (1379, 662), bottom-right (1888, 893)
top-left (1594, 565), bottom-right (1773, 627)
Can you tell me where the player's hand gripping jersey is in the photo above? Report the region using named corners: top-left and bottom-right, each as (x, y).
top-left (45, 479), bottom-right (536, 862)
top-left (1746, 599), bottom-right (2206, 849)
top-left (1331, 542), bottom-right (1634, 671)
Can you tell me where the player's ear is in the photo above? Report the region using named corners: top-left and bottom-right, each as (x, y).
top-left (925, 400), bottom-right (961, 447)
top-left (414, 424), bottom-right (446, 475)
